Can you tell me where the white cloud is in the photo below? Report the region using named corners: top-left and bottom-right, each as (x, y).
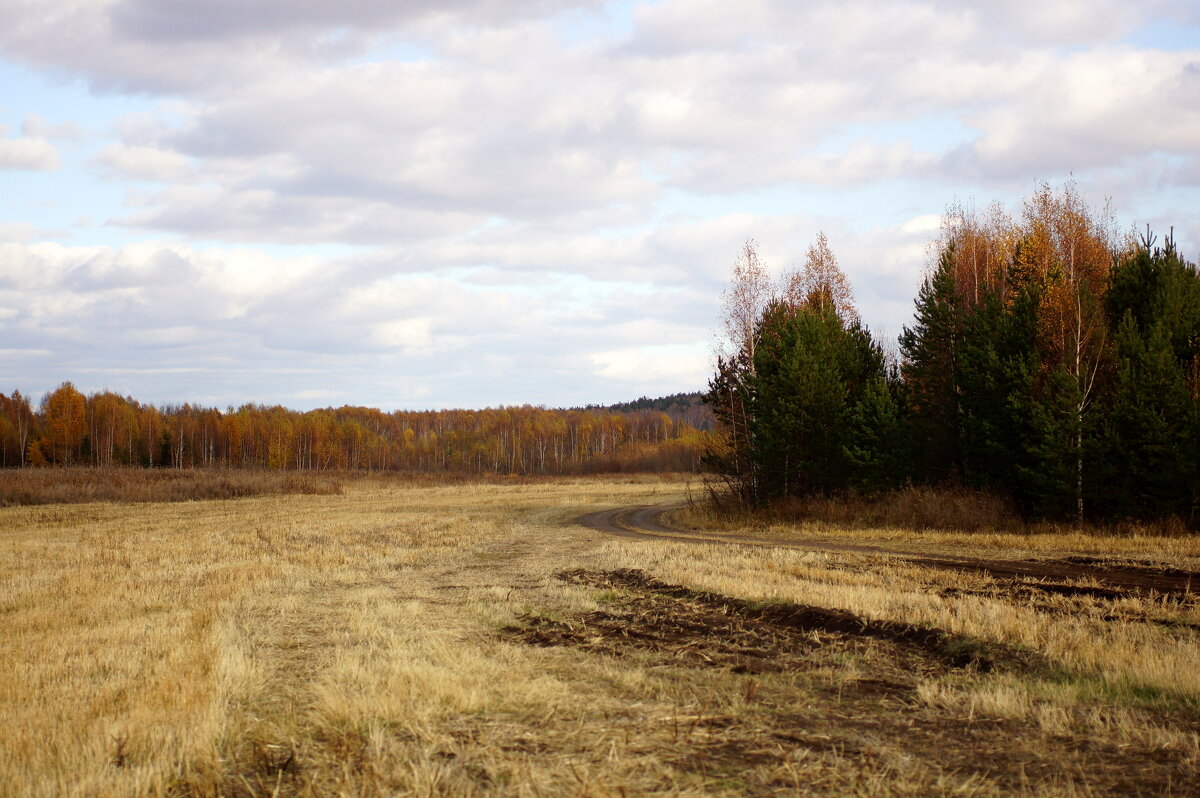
top-left (0, 237), bottom-right (722, 407)
top-left (947, 48), bottom-right (1200, 178)
top-left (591, 343), bottom-right (710, 388)
top-left (0, 222), bottom-right (49, 243)
top-left (0, 0), bottom-right (1198, 407)
top-left (92, 143), bottom-right (192, 181)
top-left (0, 212), bottom-right (942, 403)
top-left (3, 0), bottom-right (1190, 243)
top-left (19, 113), bottom-right (86, 141)
top-left (0, 126), bottom-right (59, 170)
top-left (0, 0), bottom-right (603, 93)
top-left (900, 214), bottom-right (942, 235)
top-left (372, 318), bottom-right (433, 351)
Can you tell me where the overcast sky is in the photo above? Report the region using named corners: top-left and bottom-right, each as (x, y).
top-left (2, 0), bottom-right (1199, 410)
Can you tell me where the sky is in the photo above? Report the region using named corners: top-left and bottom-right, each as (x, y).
top-left (1, 0), bottom-right (1199, 411)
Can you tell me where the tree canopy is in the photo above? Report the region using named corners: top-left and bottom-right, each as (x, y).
top-left (706, 186), bottom-right (1199, 527)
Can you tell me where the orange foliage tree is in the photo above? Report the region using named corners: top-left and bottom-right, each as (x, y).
top-left (1, 388), bottom-right (710, 475)
top-left (41, 382), bottom-right (87, 464)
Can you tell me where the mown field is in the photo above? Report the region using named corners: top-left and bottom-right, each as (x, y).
top-left (3, 474), bottom-right (1200, 796)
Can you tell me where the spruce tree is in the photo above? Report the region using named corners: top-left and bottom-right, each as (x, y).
top-left (1019, 366), bottom-right (1086, 519)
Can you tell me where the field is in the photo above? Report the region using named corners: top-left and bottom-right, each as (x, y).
top-left (3, 474), bottom-right (1200, 796)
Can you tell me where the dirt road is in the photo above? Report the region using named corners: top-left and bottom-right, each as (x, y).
top-left (577, 504), bottom-right (1200, 597)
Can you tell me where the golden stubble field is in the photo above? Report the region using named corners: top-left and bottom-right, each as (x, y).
top-left (3, 475), bottom-right (1200, 796)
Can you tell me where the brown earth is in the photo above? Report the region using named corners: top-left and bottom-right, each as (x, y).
top-left (503, 567), bottom-right (1200, 796)
top-left (576, 505), bottom-right (1200, 597)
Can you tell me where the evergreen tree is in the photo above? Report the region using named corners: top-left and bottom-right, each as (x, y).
top-left (1100, 316), bottom-right (1194, 520)
top-left (900, 245), bottom-right (963, 483)
top-left (843, 375), bottom-right (905, 492)
top-left (1019, 366), bottom-right (1086, 519)
top-left (1099, 236), bottom-right (1200, 523)
top-left (748, 300), bottom-right (848, 501)
top-left (748, 299), bottom-right (890, 502)
top-left (956, 277), bottom-right (1042, 507)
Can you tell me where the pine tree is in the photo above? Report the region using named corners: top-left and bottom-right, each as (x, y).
top-left (1019, 366), bottom-right (1086, 519)
top-left (843, 375), bottom-right (905, 492)
top-left (1099, 234), bottom-right (1200, 523)
top-left (900, 245), bottom-right (963, 483)
top-left (1100, 316), bottom-right (1193, 519)
top-left (747, 297), bottom-right (891, 502)
top-left (956, 278), bottom-right (1041, 504)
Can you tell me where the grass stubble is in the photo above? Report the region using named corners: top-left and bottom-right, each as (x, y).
top-left (2, 474), bottom-right (1198, 796)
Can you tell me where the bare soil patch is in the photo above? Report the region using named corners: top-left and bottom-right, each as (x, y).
top-left (505, 568), bottom-right (1200, 795)
top-left (535, 568), bottom-right (1038, 672)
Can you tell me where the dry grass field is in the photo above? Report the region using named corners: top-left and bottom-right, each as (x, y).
top-left (3, 474), bottom-right (1199, 796)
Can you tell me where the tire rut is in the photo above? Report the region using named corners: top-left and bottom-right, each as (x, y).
top-left (575, 504), bottom-right (1200, 598)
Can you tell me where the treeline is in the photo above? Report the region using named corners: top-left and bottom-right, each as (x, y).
top-left (0, 388), bottom-right (708, 474)
top-left (706, 183), bottom-right (1200, 526)
top-left (587, 392), bottom-right (714, 430)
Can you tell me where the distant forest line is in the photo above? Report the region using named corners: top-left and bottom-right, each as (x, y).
top-left (0, 389), bottom-right (712, 475)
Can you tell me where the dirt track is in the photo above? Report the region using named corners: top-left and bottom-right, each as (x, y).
top-left (576, 504), bottom-right (1200, 597)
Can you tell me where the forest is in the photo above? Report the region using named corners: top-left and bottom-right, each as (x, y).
top-left (7, 182), bottom-right (1197, 524)
top-left (706, 182), bottom-right (1200, 526)
top-left (0, 390), bottom-right (707, 475)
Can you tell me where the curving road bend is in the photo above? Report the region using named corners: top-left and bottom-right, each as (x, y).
top-left (575, 504), bottom-right (1200, 596)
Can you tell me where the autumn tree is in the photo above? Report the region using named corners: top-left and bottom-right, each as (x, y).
top-left (784, 231), bottom-right (859, 326)
top-left (1015, 181), bottom-right (1117, 520)
top-left (937, 199), bottom-right (1018, 308)
top-left (42, 382), bottom-right (87, 464)
top-left (0, 391), bottom-right (34, 466)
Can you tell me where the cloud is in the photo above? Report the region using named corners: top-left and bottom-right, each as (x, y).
top-left (0, 204), bottom-right (948, 406)
top-left (0, 125), bottom-right (59, 170)
top-left (92, 143), bottom-right (192, 181)
top-left (20, 113), bottom-right (86, 141)
top-left (899, 214), bottom-right (942, 235)
top-left (110, 185), bottom-right (486, 245)
top-left (108, 0), bottom-right (604, 42)
top-left (0, 238), bottom-right (720, 407)
top-left (0, 0), bottom-right (603, 93)
top-left (591, 342), bottom-right (710, 388)
top-left (943, 48), bottom-right (1200, 179)
top-left (3, 0), bottom-right (1192, 243)
top-left (0, 221), bottom-right (66, 243)
top-left (1, 0), bottom-right (1198, 407)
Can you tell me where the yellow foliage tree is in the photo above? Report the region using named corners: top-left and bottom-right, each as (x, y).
top-left (43, 382), bottom-right (87, 464)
